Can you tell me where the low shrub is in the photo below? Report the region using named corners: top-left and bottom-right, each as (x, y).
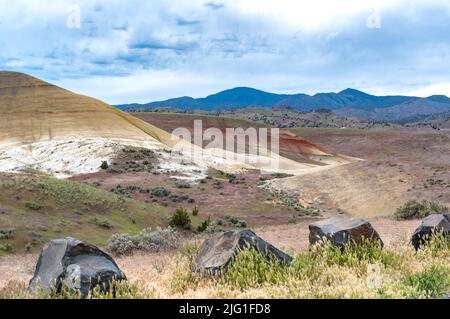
top-left (0, 229), bottom-right (15, 240)
top-left (271, 173), bottom-right (294, 179)
top-left (94, 218), bottom-right (114, 229)
top-left (0, 243), bottom-right (14, 253)
top-left (224, 215), bottom-right (248, 228)
top-left (204, 216), bottom-right (248, 233)
top-left (25, 202), bottom-right (42, 210)
top-left (169, 208), bottom-right (191, 229)
top-left (107, 227), bottom-right (180, 256)
top-left (151, 187), bottom-right (171, 197)
top-left (206, 168), bottom-right (227, 179)
top-left (176, 183), bottom-right (191, 189)
top-left (394, 200), bottom-right (448, 220)
top-left (213, 181), bottom-right (224, 189)
top-left (100, 161), bottom-right (109, 170)
top-left (196, 217), bottom-right (211, 233)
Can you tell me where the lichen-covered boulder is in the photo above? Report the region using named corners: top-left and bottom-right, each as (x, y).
top-left (194, 229), bottom-right (293, 274)
top-left (309, 216), bottom-right (383, 247)
top-left (29, 237), bottom-right (126, 296)
top-left (411, 214), bottom-right (450, 250)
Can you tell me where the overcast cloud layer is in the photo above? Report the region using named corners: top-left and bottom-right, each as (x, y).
top-left (0, 0), bottom-right (449, 104)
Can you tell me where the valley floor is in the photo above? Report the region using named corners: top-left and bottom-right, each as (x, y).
top-left (271, 127), bottom-right (450, 217)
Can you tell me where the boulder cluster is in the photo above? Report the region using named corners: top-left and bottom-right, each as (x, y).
top-left (29, 214), bottom-right (449, 296)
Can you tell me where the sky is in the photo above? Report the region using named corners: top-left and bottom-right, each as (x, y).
top-left (0, 0), bottom-right (450, 104)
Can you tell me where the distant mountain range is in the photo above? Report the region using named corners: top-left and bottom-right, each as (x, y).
top-left (117, 87), bottom-right (450, 122)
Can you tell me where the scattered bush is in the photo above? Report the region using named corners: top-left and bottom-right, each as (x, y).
top-left (197, 217), bottom-right (211, 233)
top-left (268, 188), bottom-right (318, 216)
top-left (93, 218), bottom-right (114, 229)
top-left (271, 173), bottom-right (294, 179)
top-left (176, 183), bottom-right (191, 189)
top-left (151, 187), bottom-right (194, 203)
top-left (107, 227), bottom-right (180, 256)
top-left (151, 187), bottom-right (171, 197)
top-left (0, 243), bottom-right (14, 253)
top-left (394, 200), bottom-right (448, 220)
top-left (0, 229), bottom-right (15, 240)
top-left (213, 181), bottom-right (224, 189)
top-left (25, 243), bottom-right (33, 253)
top-left (207, 168), bottom-right (227, 179)
top-left (205, 216), bottom-right (248, 233)
top-left (192, 207), bottom-right (199, 216)
top-left (224, 215), bottom-right (248, 228)
top-left (100, 161), bottom-right (109, 170)
top-left (228, 174), bottom-right (245, 184)
top-left (169, 208), bottom-right (191, 229)
top-left (25, 202), bottom-right (42, 210)
top-left (169, 193), bottom-right (190, 203)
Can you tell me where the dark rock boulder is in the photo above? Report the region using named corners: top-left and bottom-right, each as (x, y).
top-left (309, 216), bottom-right (383, 247)
top-left (29, 237), bottom-right (126, 296)
top-left (194, 229), bottom-right (292, 274)
top-left (411, 214), bottom-right (450, 250)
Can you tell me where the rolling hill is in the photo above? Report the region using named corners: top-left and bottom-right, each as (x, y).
top-left (0, 71), bottom-right (174, 147)
top-left (0, 71), bottom-right (182, 177)
top-left (0, 72), bottom-right (350, 177)
top-left (403, 111), bottom-right (450, 128)
top-left (118, 87), bottom-right (450, 122)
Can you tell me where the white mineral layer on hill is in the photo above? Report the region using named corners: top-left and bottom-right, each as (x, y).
top-left (0, 138), bottom-right (165, 178)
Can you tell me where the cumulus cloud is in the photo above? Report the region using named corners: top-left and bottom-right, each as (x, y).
top-left (0, 0), bottom-right (450, 103)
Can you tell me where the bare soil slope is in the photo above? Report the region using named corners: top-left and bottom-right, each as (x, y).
top-left (134, 112), bottom-right (352, 166)
top-left (271, 128), bottom-right (450, 217)
top-left (0, 72), bottom-right (172, 147)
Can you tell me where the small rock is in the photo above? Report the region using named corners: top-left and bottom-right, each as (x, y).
top-left (411, 214), bottom-right (450, 250)
top-left (194, 229), bottom-right (292, 274)
top-left (309, 216), bottom-right (383, 247)
top-left (29, 237), bottom-right (126, 296)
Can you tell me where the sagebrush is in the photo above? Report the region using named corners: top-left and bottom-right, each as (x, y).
top-left (107, 227), bottom-right (180, 255)
top-left (394, 199), bottom-right (448, 220)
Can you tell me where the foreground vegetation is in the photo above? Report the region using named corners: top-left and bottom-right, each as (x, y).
top-left (1, 234), bottom-right (449, 299)
top-left (0, 173), bottom-right (171, 254)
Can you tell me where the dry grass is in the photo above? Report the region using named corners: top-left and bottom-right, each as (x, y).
top-left (1, 230), bottom-right (449, 299)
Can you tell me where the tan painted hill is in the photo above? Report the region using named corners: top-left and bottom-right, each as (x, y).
top-left (0, 71), bottom-right (173, 147)
top-left (0, 72), bottom-right (354, 177)
top-left (0, 72), bottom-right (191, 177)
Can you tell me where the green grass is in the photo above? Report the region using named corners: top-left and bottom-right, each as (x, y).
top-left (0, 173), bottom-right (171, 254)
top-left (406, 265), bottom-right (450, 298)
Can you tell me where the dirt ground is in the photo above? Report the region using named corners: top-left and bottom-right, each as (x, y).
top-left (272, 128), bottom-right (450, 217)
